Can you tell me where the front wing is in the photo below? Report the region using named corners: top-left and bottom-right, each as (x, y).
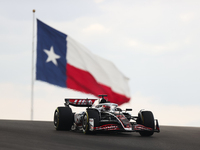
top-left (89, 118), bottom-right (160, 133)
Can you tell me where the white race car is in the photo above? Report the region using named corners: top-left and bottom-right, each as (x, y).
top-left (54, 95), bottom-right (160, 136)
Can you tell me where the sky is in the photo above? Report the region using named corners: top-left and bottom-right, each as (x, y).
top-left (0, 0), bottom-right (200, 127)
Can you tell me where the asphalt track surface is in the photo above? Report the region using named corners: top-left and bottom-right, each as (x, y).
top-left (0, 120), bottom-right (200, 150)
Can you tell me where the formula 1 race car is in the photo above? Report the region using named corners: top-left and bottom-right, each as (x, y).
top-left (53, 95), bottom-right (160, 136)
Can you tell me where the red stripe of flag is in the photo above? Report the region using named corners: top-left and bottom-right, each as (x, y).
top-left (66, 63), bottom-right (130, 105)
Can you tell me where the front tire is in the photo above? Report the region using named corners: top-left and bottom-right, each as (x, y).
top-left (137, 111), bottom-right (155, 136)
top-left (54, 107), bottom-right (73, 130)
top-left (82, 109), bottom-right (99, 134)
top-left (82, 112), bottom-right (89, 134)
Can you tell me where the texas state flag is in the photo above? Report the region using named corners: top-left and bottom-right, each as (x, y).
top-left (36, 19), bottom-right (130, 105)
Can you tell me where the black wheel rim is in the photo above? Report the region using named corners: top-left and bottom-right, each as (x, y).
top-left (82, 114), bottom-right (87, 129)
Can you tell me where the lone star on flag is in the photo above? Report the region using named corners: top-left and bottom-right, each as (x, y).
top-left (43, 46), bottom-right (60, 66)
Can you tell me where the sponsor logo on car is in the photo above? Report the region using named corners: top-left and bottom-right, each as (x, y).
top-left (69, 99), bottom-right (96, 105)
top-left (134, 124), bottom-right (153, 131)
top-left (94, 124), bottom-right (119, 131)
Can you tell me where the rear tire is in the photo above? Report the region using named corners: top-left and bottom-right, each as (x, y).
top-left (54, 107), bottom-right (73, 130)
top-left (137, 111), bottom-right (155, 136)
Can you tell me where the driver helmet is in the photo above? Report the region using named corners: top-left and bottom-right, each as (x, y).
top-left (102, 105), bottom-right (110, 111)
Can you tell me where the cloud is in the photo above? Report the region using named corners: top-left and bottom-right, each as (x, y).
top-left (94, 0), bottom-right (105, 4)
top-left (180, 12), bottom-right (195, 22)
top-left (48, 18), bottom-right (110, 42)
top-left (82, 23), bottom-right (110, 34)
top-left (127, 39), bottom-right (181, 54)
top-left (0, 15), bottom-right (32, 63)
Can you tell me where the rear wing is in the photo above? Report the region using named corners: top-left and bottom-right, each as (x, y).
top-left (65, 99), bottom-right (97, 107)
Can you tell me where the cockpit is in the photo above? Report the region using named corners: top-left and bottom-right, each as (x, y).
top-left (95, 103), bottom-right (118, 112)
top-left (95, 94), bottom-right (119, 112)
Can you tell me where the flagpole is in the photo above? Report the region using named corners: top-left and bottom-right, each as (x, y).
top-left (31, 9), bottom-right (35, 121)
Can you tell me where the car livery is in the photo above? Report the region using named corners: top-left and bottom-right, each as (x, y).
top-left (54, 95), bottom-right (160, 136)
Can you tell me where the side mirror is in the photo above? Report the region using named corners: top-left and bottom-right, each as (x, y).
top-left (126, 109), bottom-right (132, 111)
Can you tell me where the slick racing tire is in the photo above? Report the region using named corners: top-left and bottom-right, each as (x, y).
top-left (82, 109), bottom-right (99, 134)
top-left (82, 112), bottom-right (89, 134)
top-left (54, 107), bottom-right (73, 131)
top-left (137, 111), bottom-right (155, 136)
